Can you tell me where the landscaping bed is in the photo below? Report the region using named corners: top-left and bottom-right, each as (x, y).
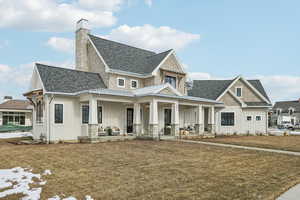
top-left (0, 140), bottom-right (299, 199)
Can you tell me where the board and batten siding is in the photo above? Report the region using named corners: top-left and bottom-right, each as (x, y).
top-left (215, 106), bottom-right (268, 135)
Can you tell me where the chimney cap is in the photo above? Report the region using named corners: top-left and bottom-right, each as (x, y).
top-left (76, 18), bottom-right (90, 31)
top-left (4, 96), bottom-right (12, 100)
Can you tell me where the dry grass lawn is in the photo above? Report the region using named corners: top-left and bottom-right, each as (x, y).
top-left (194, 136), bottom-right (300, 152)
top-left (0, 140), bottom-right (300, 200)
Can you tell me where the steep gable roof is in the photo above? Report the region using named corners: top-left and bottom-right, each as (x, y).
top-left (188, 79), bottom-right (270, 102)
top-left (88, 34), bottom-right (173, 75)
top-left (0, 100), bottom-right (32, 110)
top-left (273, 100), bottom-right (300, 112)
top-left (36, 63), bottom-right (106, 93)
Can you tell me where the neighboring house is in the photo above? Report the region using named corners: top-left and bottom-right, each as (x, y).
top-left (0, 96), bottom-right (32, 126)
top-left (188, 78), bottom-right (272, 135)
top-left (24, 19), bottom-right (270, 142)
top-left (270, 99), bottom-right (300, 126)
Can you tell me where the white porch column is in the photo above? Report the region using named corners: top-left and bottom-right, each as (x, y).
top-left (88, 97), bottom-right (98, 140)
top-left (171, 102), bottom-right (180, 136)
top-left (195, 105), bottom-right (204, 135)
top-left (133, 103), bottom-right (141, 135)
top-left (210, 106), bottom-right (216, 134)
top-left (149, 100), bottom-right (159, 139)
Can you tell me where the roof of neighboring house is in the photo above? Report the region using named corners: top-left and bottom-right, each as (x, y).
top-left (36, 63), bottom-right (107, 93)
top-left (89, 34), bottom-right (173, 75)
top-left (0, 100), bottom-right (32, 110)
top-left (273, 100), bottom-right (300, 112)
top-left (188, 79), bottom-right (270, 102)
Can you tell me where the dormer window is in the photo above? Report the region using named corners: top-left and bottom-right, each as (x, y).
top-left (276, 109), bottom-right (282, 115)
top-left (131, 79), bottom-right (138, 89)
top-left (289, 108), bottom-right (295, 115)
top-left (236, 87), bottom-right (242, 97)
top-left (165, 76), bottom-right (176, 88)
top-left (117, 77), bottom-right (125, 88)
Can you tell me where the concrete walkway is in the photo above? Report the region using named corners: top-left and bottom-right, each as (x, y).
top-left (277, 184), bottom-right (300, 200)
top-left (166, 139), bottom-right (300, 156)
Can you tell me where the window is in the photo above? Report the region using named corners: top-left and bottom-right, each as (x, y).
top-left (117, 77), bottom-right (125, 88)
top-left (98, 106), bottom-right (102, 124)
top-left (221, 112), bottom-right (235, 126)
top-left (247, 116), bottom-right (252, 121)
top-left (82, 105), bottom-right (89, 124)
top-left (2, 112), bottom-right (26, 125)
top-left (276, 109), bottom-right (281, 115)
top-left (164, 76), bottom-right (176, 88)
top-left (36, 101), bottom-right (43, 123)
top-left (236, 87), bottom-right (242, 97)
top-left (131, 80), bottom-right (138, 89)
top-left (289, 108), bottom-right (294, 115)
top-left (256, 116), bottom-right (262, 121)
top-left (54, 104), bottom-right (63, 124)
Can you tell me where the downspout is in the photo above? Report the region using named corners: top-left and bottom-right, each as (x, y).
top-left (48, 94), bottom-right (54, 144)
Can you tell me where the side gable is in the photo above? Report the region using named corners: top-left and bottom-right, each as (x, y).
top-left (29, 66), bottom-right (45, 92)
top-left (229, 79), bottom-right (264, 102)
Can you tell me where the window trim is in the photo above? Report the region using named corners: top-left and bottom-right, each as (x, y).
top-left (130, 79), bottom-right (139, 89)
top-left (164, 75), bottom-right (177, 88)
top-left (246, 116), bottom-right (252, 121)
top-left (236, 87), bottom-right (242, 97)
top-left (221, 112), bottom-right (235, 126)
top-left (81, 104), bottom-right (90, 125)
top-left (36, 101), bottom-right (44, 124)
top-left (53, 103), bottom-right (64, 125)
top-left (256, 115), bottom-right (262, 121)
top-left (117, 77), bottom-right (126, 88)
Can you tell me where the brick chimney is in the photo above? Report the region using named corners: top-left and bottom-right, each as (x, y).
top-left (75, 19), bottom-right (90, 72)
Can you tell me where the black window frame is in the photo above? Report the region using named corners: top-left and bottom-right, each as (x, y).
top-left (117, 78), bottom-right (125, 87)
top-left (256, 116), bottom-right (262, 121)
top-left (54, 104), bottom-right (64, 124)
top-left (82, 105), bottom-right (89, 124)
top-left (98, 106), bottom-right (102, 124)
top-left (247, 116), bottom-right (252, 121)
top-left (164, 75), bottom-right (176, 88)
top-left (131, 80), bottom-right (138, 89)
top-left (221, 112), bottom-right (235, 126)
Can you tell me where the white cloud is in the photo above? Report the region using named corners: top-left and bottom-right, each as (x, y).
top-left (255, 75), bottom-right (300, 102)
top-left (0, 0), bottom-right (119, 32)
top-left (103, 24), bottom-right (200, 52)
top-left (188, 72), bottom-right (213, 80)
top-left (144, 0), bottom-right (153, 7)
top-left (78, 0), bottom-right (125, 11)
top-left (46, 37), bottom-right (74, 53)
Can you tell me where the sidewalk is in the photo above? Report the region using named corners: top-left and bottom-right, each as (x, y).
top-left (277, 184), bottom-right (300, 200)
top-left (168, 139), bottom-right (300, 156)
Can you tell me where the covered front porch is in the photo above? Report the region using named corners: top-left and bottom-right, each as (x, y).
top-left (78, 92), bottom-right (219, 142)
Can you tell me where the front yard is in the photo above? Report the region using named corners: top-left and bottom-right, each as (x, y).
top-left (194, 135), bottom-right (300, 152)
top-left (0, 140), bottom-right (300, 199)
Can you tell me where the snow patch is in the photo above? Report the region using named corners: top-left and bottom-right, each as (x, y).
top-left (0, 132), bottom-right (33, 139)
top-left (43, 169), bottom-right (52, 175)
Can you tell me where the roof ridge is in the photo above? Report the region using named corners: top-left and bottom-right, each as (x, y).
top-left (146, 49), bottom-right (173, 58)
top-left (36, 63), bottom-right (100, 75)
top-left (88, 34), bottom-right (156, 55)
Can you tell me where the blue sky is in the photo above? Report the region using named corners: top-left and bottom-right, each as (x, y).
top-left (0, 0), bottom-right (299, 102)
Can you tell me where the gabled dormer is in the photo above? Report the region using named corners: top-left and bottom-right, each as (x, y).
top-left (75, 19), bottom-right (187, 95)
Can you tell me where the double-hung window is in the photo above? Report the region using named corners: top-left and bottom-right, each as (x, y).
top-left (36, 101), bottom-right (43, 123)
top-left (98, 106), bottom-right (102, 124)
top-left (236, 87), bottom-right (242, 97)
top-left (164, 76), bottom-right (176, 88)
top-left (82, 105), bottom-right (89, 124)
top-left (117, 77), bottom-right (125, 88)
top-left (54, 104), bottom-right (63, 124)
top-left (221, 112), bottom-right (235, 126)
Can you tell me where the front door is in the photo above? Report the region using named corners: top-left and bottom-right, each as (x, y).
top-left (164, 109), bottom-right (172, 135)
top-left (127, 108), bottom-right (134, 133)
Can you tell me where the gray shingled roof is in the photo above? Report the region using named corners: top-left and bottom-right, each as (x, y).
top-left (273, 100), bottom-right (300, 113)
top-left (188, 79), bottom-right (270, 102)
top-left (89, 34), bottom-right (172, 75)
top-left (36, 63), bottom-right (106, 93)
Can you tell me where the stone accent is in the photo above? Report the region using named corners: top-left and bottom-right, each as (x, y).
top-left (171, 124), bottom-right (180, 137)
top-left (207, 124), bottom-right (216, 135)
top-left (133, 124), bottom-right (141, 136)
top-left (88, 124), bottom-right (98, 140)
top-left (76, 25), bottom-right (90, 72)
top-left (149, 124), bottom-right (159, 139)
top-left (195, 124), bottom-right (204, 135)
